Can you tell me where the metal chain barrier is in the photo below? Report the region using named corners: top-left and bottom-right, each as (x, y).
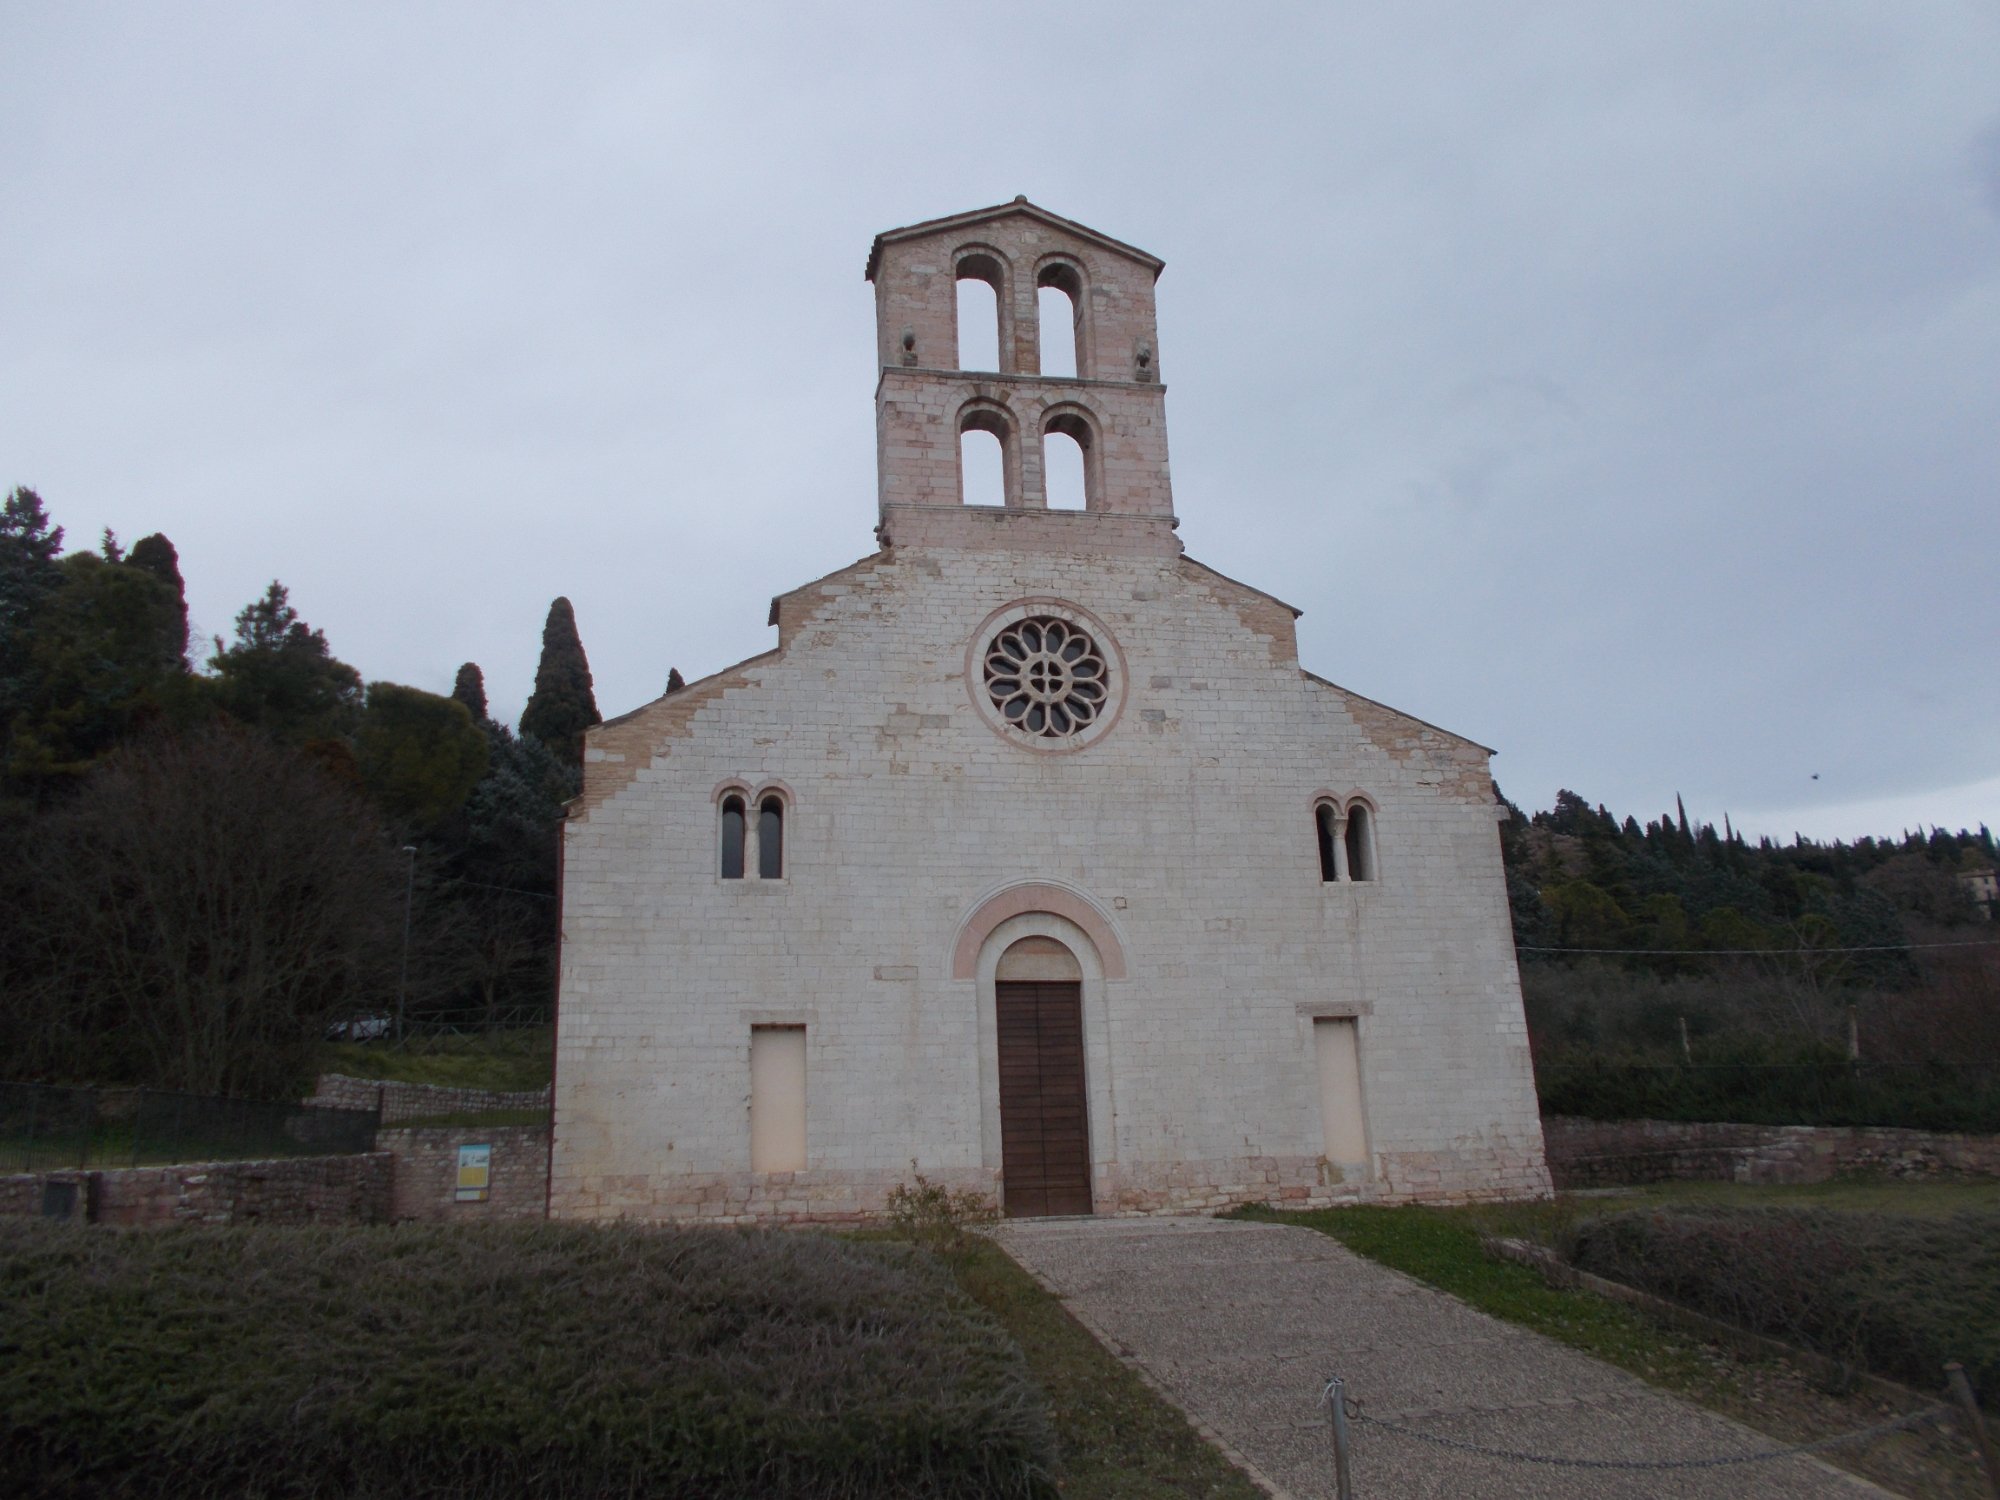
top-left (1321, 1375), bottom-right (1949, 1484)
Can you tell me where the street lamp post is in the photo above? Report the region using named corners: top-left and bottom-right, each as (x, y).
top-left (396, 845), bottom-right (417, 1042)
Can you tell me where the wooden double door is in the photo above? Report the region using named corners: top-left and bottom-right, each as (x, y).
top-left (995, 980), bottom-right (1093, 1217)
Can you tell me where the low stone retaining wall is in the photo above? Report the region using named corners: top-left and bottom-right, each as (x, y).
top-left (0, 1153), bottom-right (393, 1226)
top-left (307, 1072), bottom-right (551, 1125)
top-left (1543, 1116), bottom-right (2000, 1188)
top-left (375, 1124), bottom-right (550, 1221)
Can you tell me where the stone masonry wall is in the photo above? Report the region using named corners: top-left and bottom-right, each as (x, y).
top-left (0, 1153), bottom-right (391, 1226)
top-left (556, 542), bottom-right (1552, 1223)
top-left (307, 1073), bottom-right (551, 1125)
top-left (376, 1124), bottom-right (550, 1221)
top-left (1543, 1116), bottom-right (2000, 1188)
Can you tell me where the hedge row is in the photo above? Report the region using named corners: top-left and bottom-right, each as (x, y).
top-left (0, 1220), bottom-right (1057, 1499)
top-left (1534, 1053), bottom-right (2000, 1133)
top-left (1566, 1205), bottom-right (2000, 1398)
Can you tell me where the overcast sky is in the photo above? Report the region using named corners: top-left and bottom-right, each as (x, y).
top-left (4, 4), bottom-right (1996, 843)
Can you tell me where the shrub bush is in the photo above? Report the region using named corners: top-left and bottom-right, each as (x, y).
top-left (1534, 1049), bottom-right (2000, 1132)
top-left (1565, 1205), bottom-right (2000, 1399)
top-left (0, 1220), bottom-right (1057, 1499)
top-left (886, 1168), bottom-right (997, 1261)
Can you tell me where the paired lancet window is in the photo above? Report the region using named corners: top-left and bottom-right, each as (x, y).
top-left (1314, 798), bottom-right (1378, 883)
top-left (956, 399), bottom-right (1101, 511)
top-left (719, 787), bottom-right (788, 880)
top-left (952, 248), bottom-right (1088, 379)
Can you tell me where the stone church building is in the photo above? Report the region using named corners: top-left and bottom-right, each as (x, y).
top-left (549, 200), bottom-right (1551, 1222)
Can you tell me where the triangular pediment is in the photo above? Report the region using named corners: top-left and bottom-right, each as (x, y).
top-left (865, 197), bottom-right (1164, 283)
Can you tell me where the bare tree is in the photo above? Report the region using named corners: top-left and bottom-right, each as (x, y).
top-left (7, 727), bottom-right (405, 1096)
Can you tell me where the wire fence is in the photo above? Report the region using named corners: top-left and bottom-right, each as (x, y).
top-left (1321, 1373), bottom-right (1999, 1496)
top-left (0, 1082), bottom-right (380, 1174)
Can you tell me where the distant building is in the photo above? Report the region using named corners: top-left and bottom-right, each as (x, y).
top-left (549, 200), bottom-right (1552, 1223)
top-left (1960, 867), bottom-right (1998, 918)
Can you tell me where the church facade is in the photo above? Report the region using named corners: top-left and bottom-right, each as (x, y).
top-left (549, 201), bottom-right (1551, 1222)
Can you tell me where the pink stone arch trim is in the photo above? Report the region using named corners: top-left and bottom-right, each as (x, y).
top-left (951, 883), bottom-right (1128, 980)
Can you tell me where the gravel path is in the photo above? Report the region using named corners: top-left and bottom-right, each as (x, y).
top-left (990, 1215), bottom-right (1897, 1499)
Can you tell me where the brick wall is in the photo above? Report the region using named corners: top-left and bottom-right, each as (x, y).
top-left (307, 1072), bottom-right (550, 1125)
top-left (1542, 1116), bottom-right (2000, 1188)
top-left (375, 1124), bottom-right (549, 1221)
top-left (0, 1153), bottom-right (391, 1226)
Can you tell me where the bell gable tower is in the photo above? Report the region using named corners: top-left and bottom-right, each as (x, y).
top-left (865, 198), bottom-right (1179, 556)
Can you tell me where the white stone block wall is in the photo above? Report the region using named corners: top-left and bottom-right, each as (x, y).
top-left (551, 544), bottom-right (1552, 1222)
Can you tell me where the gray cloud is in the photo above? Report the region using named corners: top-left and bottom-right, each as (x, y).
top-left (2, 2), bottom-right (1994, 840)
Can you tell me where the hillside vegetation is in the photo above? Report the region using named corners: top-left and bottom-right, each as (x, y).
top-left (1501, 788), bottom-right (1999, 1124)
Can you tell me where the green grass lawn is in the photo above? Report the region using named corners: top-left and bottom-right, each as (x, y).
top-left (319, 1026), bottom-right (552, 1092)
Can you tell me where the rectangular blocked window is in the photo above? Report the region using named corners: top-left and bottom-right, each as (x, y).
top-left (749, 1026), bottom-right (807, 1172)
top-left (1313, 1018), bottom-right (1367, 1164)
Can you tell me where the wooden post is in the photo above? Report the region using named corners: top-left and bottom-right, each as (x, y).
top-left (1947, 1362), bottom-right (2000, 1499)
top-left (1679, 1015), bottom-right (1692, 1065)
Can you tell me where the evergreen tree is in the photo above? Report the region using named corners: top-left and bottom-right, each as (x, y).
top-left (666, 667), bottom-right (685, 693)
top-left (3, 551), bottom-right (181, 786)
top-left (355, 682), bottom-right (490, 831)
top-left (210, 581), bottom-right (362, 742)
top-left (451, 662), bottom-right (489, 723)
top-left (460, 722), bottom-right (575, 889)
top-left (1, 488), bottom-right (65, 730)
top-left (519, 596), bottom-right (599, 764)
top-left (128, 533), bottom-right (190, 669)
top-left (1, 487), bottom-right (64, 615)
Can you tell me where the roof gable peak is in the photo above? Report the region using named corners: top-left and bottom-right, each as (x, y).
top-left (865, 197), bottom-right (1164, 282)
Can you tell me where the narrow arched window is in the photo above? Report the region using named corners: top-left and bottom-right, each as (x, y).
top-left (1345, 804), bottom-right (1375, 882)
top-left (1037, 261), bottom-right (1084, 377)
top-left (1041, 410), bottom-right (1096, 511)
top-left (1043, 427), bottom-right (1087, 510)
top-left (959, 404), bottom-right (1014, 507)
top-left (960, 426), bottom-right (1006, 506)
top-left (719, 795), bottom-right (746, 880)
top-left (955, 254), bottom-right (1004, 371)
top-left (1315, 804), bottom-right (1339, 882)
top-left (1038, 286), bottom-right (1078, 377)
top-left (757, 796), bottom-right (784, 880)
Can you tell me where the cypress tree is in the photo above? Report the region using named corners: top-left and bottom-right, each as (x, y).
top-left (666, 667), bottom-right (685, 693)
top-left (128, 533), bottom-right (189, 669)
top-left (520, 596), bottom-right (599, 764)
top-left (452, 662), bottom-right (489, 723)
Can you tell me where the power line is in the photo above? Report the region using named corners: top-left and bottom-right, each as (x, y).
top-left (1518, 938), bottom-right (2000, 957)
top-left (447, 879), bottom-right (556, 901)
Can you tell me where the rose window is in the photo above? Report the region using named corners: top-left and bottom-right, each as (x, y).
top-left (983, 617), bottom-right (1110, 739)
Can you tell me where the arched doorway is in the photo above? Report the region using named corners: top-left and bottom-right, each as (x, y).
top-left (994, 936), bottom-right (1092, 1216)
